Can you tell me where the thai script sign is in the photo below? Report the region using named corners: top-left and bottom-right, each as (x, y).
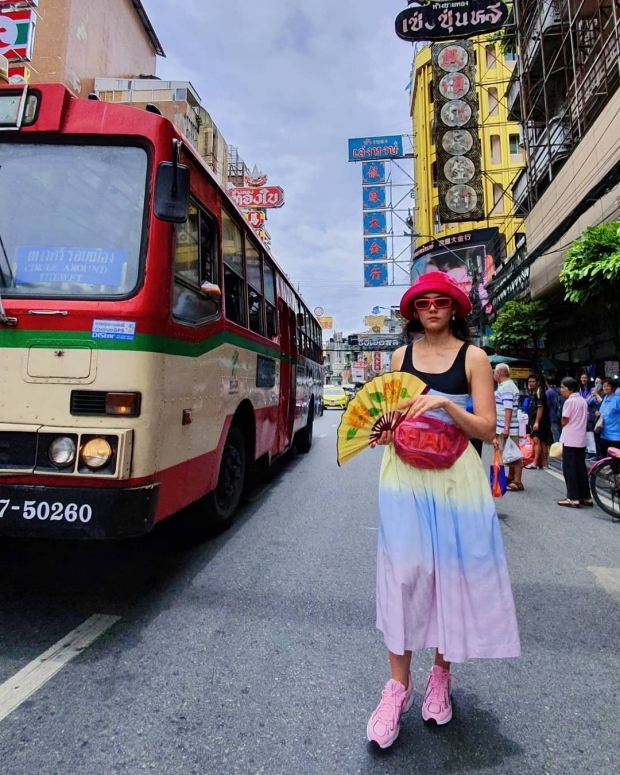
top-left (230, 186), bottom-right (284, 209)
top-left (363, 186), bottom-right (387, 210)
top-left (362, 161), bottom-right (386, 184)
top-left (363, 212), bottom-right (387, 235)
top-left (433, 41), bottom-right (485, 222)
top-left (359, 334), bottom-right (401, 350)
top-left (14, 246), bottom-right (126, 287)
top-left (395, 0), bottom-right (509, 43)
top-left (0, 8), bottom-right (36, 61)
top-left (349, 135), bottom-right (404, 162)
top-left (364, 237), bottom-right (388, 261)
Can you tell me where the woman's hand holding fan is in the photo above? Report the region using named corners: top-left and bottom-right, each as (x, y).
top-left (336, 372), bottom-right (428, 466)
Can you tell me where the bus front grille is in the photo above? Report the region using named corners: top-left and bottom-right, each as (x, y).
top-left (70, 391), bottom-right (107, 416)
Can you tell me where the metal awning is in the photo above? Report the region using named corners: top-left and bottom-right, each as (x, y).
top-left (130, 0), bottom-right (165, 57)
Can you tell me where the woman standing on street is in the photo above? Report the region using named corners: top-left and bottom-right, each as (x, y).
top-left (366, 272), bottom-right (521, 749)
top-left (526, 375), bottom-right (551, 469)
top-left (558, 377), bottom-right (592, 508)
top-left (596, 378), bottom-right (620, 456)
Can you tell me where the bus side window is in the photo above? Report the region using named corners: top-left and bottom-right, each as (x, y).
top-left (222, 209), bottom-right (246, 327)
top-left (172, 202), bottom-right (220, 324)
top-left (263, 260), bottom-right (278, 340)
top-left (246, 240), bottom-right (264, 337)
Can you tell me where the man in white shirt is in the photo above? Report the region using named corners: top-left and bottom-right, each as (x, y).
top-left (494, 364), bottom-right (524, 491)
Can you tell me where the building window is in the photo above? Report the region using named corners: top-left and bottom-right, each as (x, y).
top-left (485, 45), bottom-right (496, 69)
top-left (431, 161), bottom-right (438, 187)
top-left (172, 203), bottom-right (220, 324)
top-left (174, 88), bottom-right (187, 101)
top-left (488, 87), bottom-right (499, 117)
top-left (492, 183), bottom-right (504, 214)
top-left (509, 133), bottom-right (522, 158)
top-left (433, 206), bottom-right (442, 233)
top-left (430, 120), bottom-right (435, 146)
top-left (490, 134), bottom-right (501, 164)
top-left (263, 260), bottom-right (278, 340)
top-left (505, 50), bottom-right (517, 63)
top-left (222, 209), bottom-right (246, 327)
top-left (428, 80), bottom-right (434, 103)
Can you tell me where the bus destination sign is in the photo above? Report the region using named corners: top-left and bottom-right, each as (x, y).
top-left (395, 0), bottom-right (510, 42)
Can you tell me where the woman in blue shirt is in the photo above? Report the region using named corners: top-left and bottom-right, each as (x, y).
top-left (597, 379), bottom-right (620, 456)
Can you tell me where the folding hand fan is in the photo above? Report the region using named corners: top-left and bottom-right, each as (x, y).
top-left (337, 372), bottom-right (428, 466)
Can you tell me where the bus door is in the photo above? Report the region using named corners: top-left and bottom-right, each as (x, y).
top-left (277, 301), bottom-right (297, 452)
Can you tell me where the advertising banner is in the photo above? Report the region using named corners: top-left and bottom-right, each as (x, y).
top-left (373, 352), bottom-right (383, 372)
top-left (349, 135), bottom-right (404, 162)
top-left (395, 0), bottom-right (509, 43)
top-left (229, 186), bottom-right (284, 209)
top-left (358, 334), bottom-right (402, 351)
top-left (317, 316), bottom-right (334, 330)
top-left (432, 41), bottom-right (485, 222)
top-left (0, 8), bottom-right (36, 61)
top-left (364, 263), bottom-right (389, 287)
top-left (363, 211), bottom-right (387, 235)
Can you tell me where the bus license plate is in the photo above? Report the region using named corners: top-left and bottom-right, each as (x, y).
top-left (0, 498), bottom-right (93, 525)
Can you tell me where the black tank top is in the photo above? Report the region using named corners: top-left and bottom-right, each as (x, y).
top-left (401, 341), bottom-right (470, 395)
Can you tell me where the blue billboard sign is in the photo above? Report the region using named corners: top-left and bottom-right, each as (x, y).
top-left (364, 237), bottom-right (388, 261)
top-left (364, 263), bottom-right (389, 287)
top-left (363, 211), bottom-right (387, 235)
top-left (363, 186), bottom-right (386, 210)
top-left (349, 135), bottom-right (404, 162)
top-left (362, 161), bottom-right (386, 185)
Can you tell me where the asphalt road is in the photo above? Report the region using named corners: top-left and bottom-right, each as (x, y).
top-left (0, 412), bottom-right (619, 775)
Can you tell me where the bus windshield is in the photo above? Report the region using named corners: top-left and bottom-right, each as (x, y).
top-left (0, 143), bottom-right (147, 299)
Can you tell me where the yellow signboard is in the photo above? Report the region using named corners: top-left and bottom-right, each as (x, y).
top-left (317, 316), bottom-right (333, 330)
top-left (364, 315), bottom-right (386, 330)
top-left (510, 367), bottom-right (532, 379)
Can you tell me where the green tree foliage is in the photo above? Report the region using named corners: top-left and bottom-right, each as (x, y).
top-left (491, 300), bottom-right (549, 355)
top-left (560, 220), bottom-right (620, 305)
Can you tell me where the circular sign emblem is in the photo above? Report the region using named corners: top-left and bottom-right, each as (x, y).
top-left (440, 100), bottom-right (472, 127)
top-left (441, 129), bottom-right (474, 156)
top-left (314, 306), bottom-right (325, 317)
top-left (444, 156), bottom-right (476, 184)
top-left (445, 185), bottom-right (478, 214)
top-left (437, 44), bottom-right (469, 73)
top-left (439, 73), bottom-right (471, 100)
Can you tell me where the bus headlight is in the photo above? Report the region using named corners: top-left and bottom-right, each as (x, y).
top-left (48, 437), bottom-right (77, 468)
top-left (81, 438), bottom-right (113, 470)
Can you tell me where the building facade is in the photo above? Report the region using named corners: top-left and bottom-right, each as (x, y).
top-left (495, 0), bottom-right (620, 366)
top-left (9, 0), bottom-right (163, 97)
top-left (411, 38), bottom-right (525, 314)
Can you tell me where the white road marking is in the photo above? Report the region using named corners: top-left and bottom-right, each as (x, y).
top-left (0, 614), bottom-right (120, 723)
top-left (363, 527), bottom-right (378, 531)
top-left (544, 468), bottom-right (565, 483)
top-left (588, 566), bottom-right (620, 603)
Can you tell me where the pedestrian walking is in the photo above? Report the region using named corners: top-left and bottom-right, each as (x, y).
top-left (596, 378), bottom-right (620, 456)
top-left (493, 363), bottom-right (524, 491)
top-left (557, 377), bottom-right (592, 508)
top-left (526, 375), bottom-right (551, 469)
top-left (366, 272), bottom-right (520, 749)
top-left (546, 380), bottom-right (562, 443)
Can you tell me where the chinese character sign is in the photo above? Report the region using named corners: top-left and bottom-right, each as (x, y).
top-left (349, 136), bottom-right (404, 162)
top-left (363, 211), bottom-right (387, 235)
top-left (395, 0), bottom-right (509, 43)
top-left (362, 161), bottom-right (386, 184)
top-left (364, 237), bottom-right (388, 261)
top-left (364, 263), bottom-right (389, 287)
top-left (363, 186), bottom-right (386, 210)
top-left (245, 210), bottom-right (265, 230)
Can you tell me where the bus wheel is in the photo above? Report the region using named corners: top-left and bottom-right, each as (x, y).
top-left (295, 403), bottom-right (314, 454)
top-left (206, 426), bottom-right (247, 531)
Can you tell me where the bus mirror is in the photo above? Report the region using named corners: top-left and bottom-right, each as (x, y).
top-left (154, 161), bottom-right (190, 223)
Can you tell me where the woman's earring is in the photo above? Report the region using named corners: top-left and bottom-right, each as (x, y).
top-left (451, 315), bottom-right (455, 322)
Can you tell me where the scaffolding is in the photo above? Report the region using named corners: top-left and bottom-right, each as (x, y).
top-left (509, 0), bottom-right (620, 214)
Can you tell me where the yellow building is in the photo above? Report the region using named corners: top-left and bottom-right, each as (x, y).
top-left (410, 40), bottom-right (525, 297)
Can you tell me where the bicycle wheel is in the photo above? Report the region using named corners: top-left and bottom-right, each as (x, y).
top-left (590, 461), bottom-right (620, 520)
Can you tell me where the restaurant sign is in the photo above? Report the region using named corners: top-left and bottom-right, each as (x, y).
top-left (229, 186), bottom-right (284, 209)
top-left (348, 135), bottom-right (404, 162)
top-left (395, 0), bottom-right (510, 43)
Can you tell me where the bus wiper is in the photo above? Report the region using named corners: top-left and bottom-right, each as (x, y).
top-left (0, 229), bottom-right (17, 326)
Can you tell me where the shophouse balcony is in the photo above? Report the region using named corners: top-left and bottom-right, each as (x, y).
top-left (519, 0), bottom-right (564, 73)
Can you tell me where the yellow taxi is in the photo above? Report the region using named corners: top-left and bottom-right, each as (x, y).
top-left (323, 386), bottom-right (349, 410)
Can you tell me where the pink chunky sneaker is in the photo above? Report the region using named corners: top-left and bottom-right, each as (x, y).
top-left (366, 677), bottom-right (414, 748)
top-left (422, 665), bottom-right (453, 725)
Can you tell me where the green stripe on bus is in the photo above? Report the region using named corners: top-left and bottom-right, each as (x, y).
top-left (0, 328), bottom-right (285, 360)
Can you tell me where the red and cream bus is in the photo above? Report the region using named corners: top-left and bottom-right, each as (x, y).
top-left (0, 83), bottom-right (323, 539)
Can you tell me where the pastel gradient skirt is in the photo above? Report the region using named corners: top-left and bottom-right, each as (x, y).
top-left (376, 443), bottom-right (521, 663)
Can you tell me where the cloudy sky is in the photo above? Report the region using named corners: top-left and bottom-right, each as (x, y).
top-left (142, 0), bottom-right (417, 335)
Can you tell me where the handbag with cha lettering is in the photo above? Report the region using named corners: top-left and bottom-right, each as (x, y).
top-left (394, 415), bottom-right (469, 470)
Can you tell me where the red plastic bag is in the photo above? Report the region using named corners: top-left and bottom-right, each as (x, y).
top-left (490, 448), bottom-right (507, 498)
top-left (520, 434), bottom-right (535, 467)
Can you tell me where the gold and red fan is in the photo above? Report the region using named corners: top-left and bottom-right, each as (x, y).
top-left (337, 372), bottom-right (428, 466)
